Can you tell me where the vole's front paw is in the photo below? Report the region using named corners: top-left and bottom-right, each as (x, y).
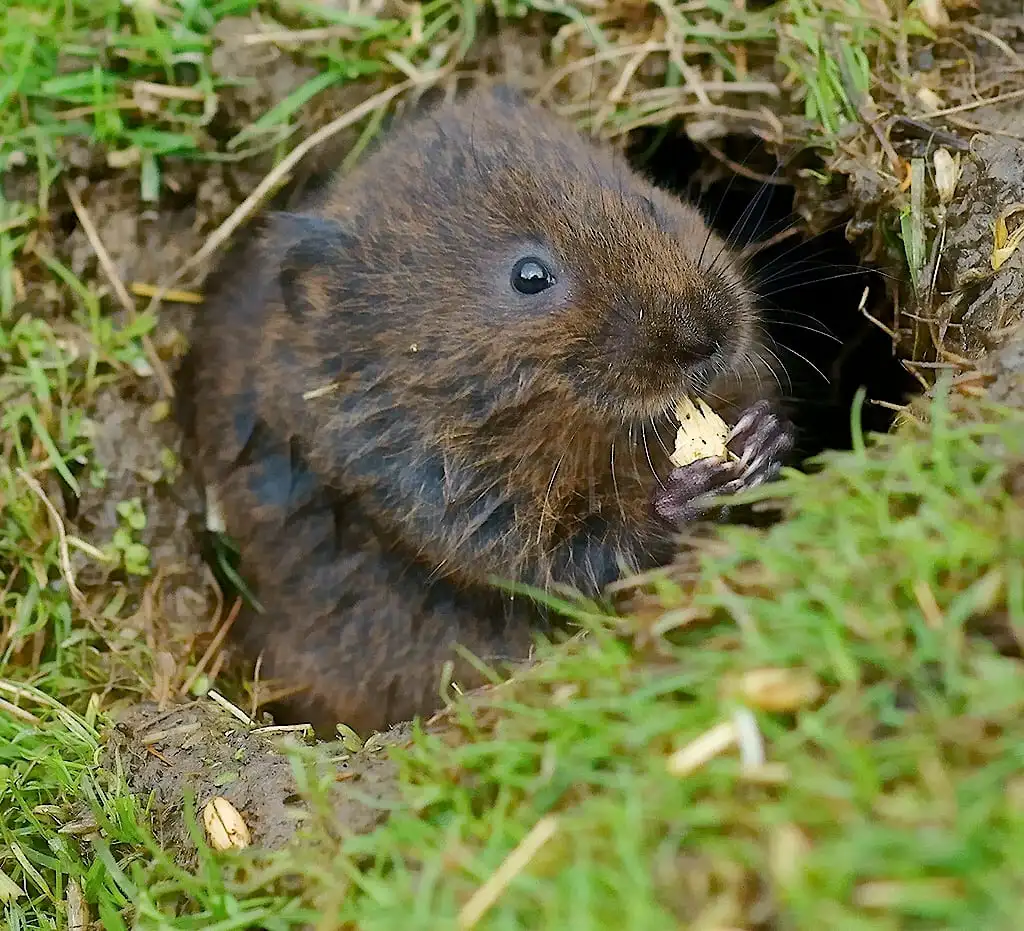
top-left (653, 400), bottom-right (795, 527)
top-left (726, 400), bottom-right (795, 491)
top-left (653, 455), bottom-right (738, 525)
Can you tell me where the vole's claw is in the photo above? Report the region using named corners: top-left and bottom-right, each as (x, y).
top-left (728, 400), bottom-right (795, 489)
top-left (726, 403), bottom-right (763, 445)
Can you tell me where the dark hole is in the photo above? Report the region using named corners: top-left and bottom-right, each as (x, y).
top-left (626, 123), bottom-right (921, 465)
top-left (57, 209), bottom-right (78, 238)
top-left (60, 465), bottom-right (84, 521)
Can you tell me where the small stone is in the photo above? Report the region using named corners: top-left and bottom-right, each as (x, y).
top-left (202, 796), bottom-right (251, 850)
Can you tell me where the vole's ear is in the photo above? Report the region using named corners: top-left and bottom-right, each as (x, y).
top-left (486, 82), bottom-right (530, 109)
top-left (273, 212), bottom-right (356, 319)
top-left (404, 83), bottom-right (448, 120)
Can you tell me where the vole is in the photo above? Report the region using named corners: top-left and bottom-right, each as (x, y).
top-left (179, 83), bottom-right (794, 736)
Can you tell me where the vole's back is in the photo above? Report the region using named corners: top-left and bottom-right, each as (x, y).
top-left (182, 208), bottom-right (540, 735)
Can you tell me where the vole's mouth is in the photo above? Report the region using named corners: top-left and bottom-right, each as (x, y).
top-left (582, 372), bottom-right (722, 430)
top-left (562, 357), bottom-right (726, 430)
top-left (614, 370), bottom-right (729, 424)
top-left (615, 396), bottom-right (692, 437)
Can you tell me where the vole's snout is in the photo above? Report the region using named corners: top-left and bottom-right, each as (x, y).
top-left (674, 327), bottom-right (721, 368)
top-left (608, 315), bottom-right (729, 413)
top-left (668, 310), bottom-right (731, 371)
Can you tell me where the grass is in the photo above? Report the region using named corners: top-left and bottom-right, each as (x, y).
top-left (0, 680), bottom-right (321, 928)
top-left (1, 0), bottom-right (1019, 928)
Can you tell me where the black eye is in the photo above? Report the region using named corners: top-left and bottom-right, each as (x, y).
top-left (511, 257), bottom-right (555, 295)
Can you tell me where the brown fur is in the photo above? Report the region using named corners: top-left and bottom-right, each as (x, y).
top-left (180, 83), bottom-right (765, 735)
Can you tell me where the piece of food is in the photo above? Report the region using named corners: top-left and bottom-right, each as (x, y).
top-left (728, 666), bottom-right (822, 712)
top-left (203, 796), bottom-right (251, 851)
top-left (669, 396), bottom-right (734, 468)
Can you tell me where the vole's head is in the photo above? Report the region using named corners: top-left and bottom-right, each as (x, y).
top-left (276, 83), bottom-right (758, 426)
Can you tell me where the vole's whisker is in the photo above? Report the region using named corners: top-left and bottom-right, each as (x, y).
top-left (709, 179), bottom-right (776, 273)
top-left (731, 349), bottom-right (763, 398)
top-left (759, 306), bottom-right (839, 337)
top-left (767, 306), bottom-right (837, 327)
top-left (754, 255), bottom-right (874, 283)
top-left (609, 439), bottom-right (627, 527)
top-left (537, 451), bottom-right (568, 547)
top-left (741, 215), bottom-right (871, 275)
top-left (752, 348), bottom-right (784, 397)
top-left (761, 316), bottom-right (842, 344)
top-left (761, 268), bottom-right (881, 297)
top-left (641, 421), bottom-right (662, 489)
top-left (755, 341), bottom-right (793, 395)
top-left (774, 339), bottom-right (830, 386)
top-left (651, 414), bottom-right (672, 458)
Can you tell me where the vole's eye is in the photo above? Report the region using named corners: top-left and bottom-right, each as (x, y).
top-left (511, 257), bottom-right (556, 295)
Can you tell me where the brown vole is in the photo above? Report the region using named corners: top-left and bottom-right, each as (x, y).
top-left (179, 83), bottom-right (794, 736)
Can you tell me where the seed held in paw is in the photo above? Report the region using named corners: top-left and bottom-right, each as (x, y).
top-left (669, 396), bottom-right (735, 468)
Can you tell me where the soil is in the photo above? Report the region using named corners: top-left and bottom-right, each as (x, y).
top-left (934, 134), bottom-right (1024, 356)
top-left (103, 700), bottom-right (410, 860)
top-left (980, 328), bottom-right (1024, 412)
top-left (795, 4), bottom-right (1024, 366)
top-left (8, 3), bottom-right (1024, 851)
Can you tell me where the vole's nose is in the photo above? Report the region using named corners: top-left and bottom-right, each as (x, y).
top-left (674, 317), bottom-right (725, 369)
